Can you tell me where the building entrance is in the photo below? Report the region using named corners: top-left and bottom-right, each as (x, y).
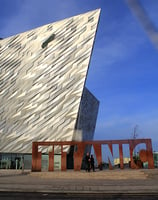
top-left (41, 154), bottom-right (49, 171)
top-left (54, 155), bottom-right (61, 170)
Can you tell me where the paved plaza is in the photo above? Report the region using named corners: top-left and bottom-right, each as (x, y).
top-left (0, 169), bottom-right (158, 196)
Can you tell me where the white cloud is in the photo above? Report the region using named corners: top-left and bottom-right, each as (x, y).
top-left (86, 14), bottom-right (148, 91)
top-left (94, 17), bottom-right (146, 67)
top-left (1, 0), bottom-right (79, 38)
top-left (94, 110), bottom-right (158, 151)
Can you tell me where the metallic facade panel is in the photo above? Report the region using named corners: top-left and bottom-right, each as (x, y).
top-left (75, 87), bottom-right (99, 142)
top-left (0, 9), bottom-right (100, 153)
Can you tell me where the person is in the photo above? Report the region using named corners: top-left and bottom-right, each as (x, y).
top-left (85, 152), bottom-right (91, 172)
top-left (90, 154), bottom-right (95, 172)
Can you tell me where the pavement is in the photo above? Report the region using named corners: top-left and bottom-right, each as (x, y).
top-left (0, 168), bottom-right (158, 195)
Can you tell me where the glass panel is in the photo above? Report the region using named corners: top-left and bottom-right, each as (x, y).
top-left (41, 154), bottom-right (49, 171)
top-left (54, 154), bottom-right (61, 170)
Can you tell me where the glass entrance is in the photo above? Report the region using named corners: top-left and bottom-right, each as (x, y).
top-left (54, 154), bottom-right (61, 170)
top-left (41, 154), bottom-right (49, 171)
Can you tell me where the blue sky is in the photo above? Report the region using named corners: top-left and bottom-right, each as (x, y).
top-left (1, 0), bottom-right (158, 151)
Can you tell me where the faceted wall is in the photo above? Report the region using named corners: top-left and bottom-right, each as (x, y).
top-left (0, 9), bottom-right (100, 153)
top-left (75, 87), bottom-right (99, 141)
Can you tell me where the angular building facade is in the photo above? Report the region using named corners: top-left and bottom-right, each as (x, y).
top-left (0, 10), bottom-right (100, 169)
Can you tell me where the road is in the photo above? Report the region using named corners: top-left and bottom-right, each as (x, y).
top-left (1, 192), bottom-right (158, 200)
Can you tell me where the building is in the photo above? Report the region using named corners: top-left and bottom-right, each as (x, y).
top-left (0, 9), bottom-right (100, 169)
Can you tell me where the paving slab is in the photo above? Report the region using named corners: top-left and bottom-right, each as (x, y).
top-left (0, 169), bottom-right (158, 194)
